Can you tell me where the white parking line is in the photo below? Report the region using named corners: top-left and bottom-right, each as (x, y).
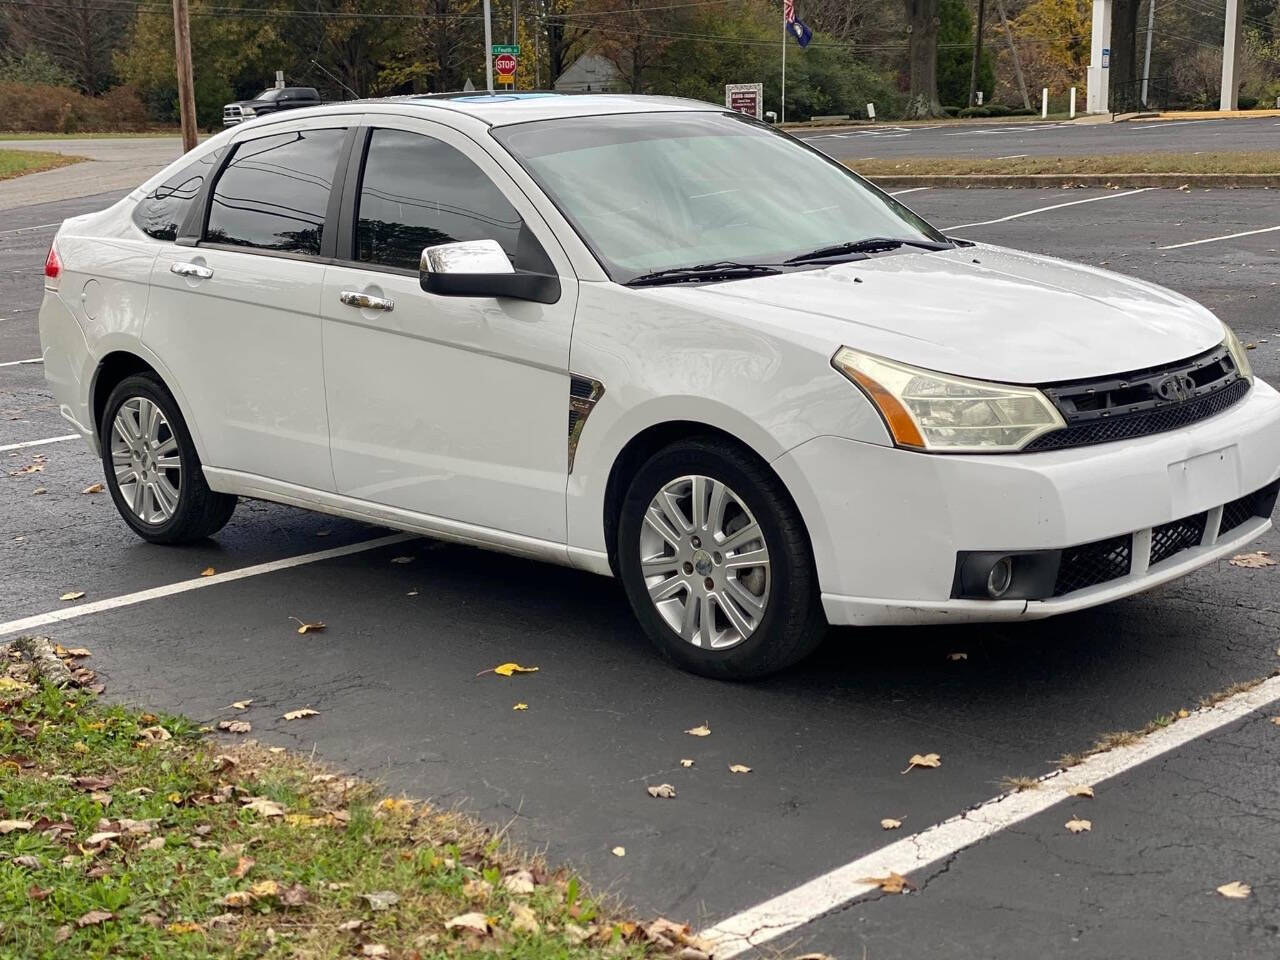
top-left (0, 221), bottom-right (58, 238)
top-left (700, 673), bottom-right (1280, 958)
top-left (0, 357), bottom-right (42, 367)
top-left (1159, 225), bottom-right (1280, 250)
top-left (0, 434), bottom-right (79, 453)
top-left (888, 187), bottom-right (931, 196)
top-left (945, 187), bottom-right (1155, 231)
top-left (0, 532), bottom-right (414, 638)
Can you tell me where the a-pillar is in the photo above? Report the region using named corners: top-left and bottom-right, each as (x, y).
top-left (1086, 0), bottom-right (1113, 113)
top-left (1220, 0), bottom-right (1243, 110)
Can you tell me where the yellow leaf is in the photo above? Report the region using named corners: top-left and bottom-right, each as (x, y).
top-left (510, 902), bottom-right (540, 934)
top-left (728, 763), bottom-right (752, 774)
top-left (72, 741), bottom-right (90, 754)
top-left (880, 818), bottom-right (902, 830)
top-left (684, 724), bottom-right (711, 737)
top-left (249, 879), bottom-right (279, 898)
top-left (289, 618), bottom-right (326, 634)
top-left (857, 872), bottom-right (912, 894)
top-left (200, 567), bottom-right (215, 577)
top-left (64, 648), bottom-right (92, 658)
top-left (493, 662), bottom-right (539, 677)
top-left (646, 783), bottom-right (676, 799)
top-left (611, 846), bottom-right (626, 857)
top-left (166, 921), bottom-right (203, 934)
top-left (285, 814), bottom-right (324, 828)
top-left (59, 591), bottom-right (85, 601)
top-left (230, 699), bottom-right (252, 710)
top-left (166, 792), bottom-right (182, 804)
top-left (1066, 785), bottom-right (1094, 798)
top-left (901, 753), bottom-right (941, 773)
top-left (1269, 716), bottom-right (1280, 727)
top-left (0, 677), bottom-right (31, 693)
top-left (81, 482), bottom-right (105, 494)
top-left (282, 708), bottom-right (319, 721)
top-left (1229, 551), bottom-right (1275, 568)
top-left (221, 891), bottom-right (254, 908)
top-left (679, 758), bottom-right (694, 767)
top-left (1217, 881), bottom-right (1251, 899)
top-left (513, 702), bottom-right (528, 711)
top-left (218, 720), bottom-right (251, 734)
top-left (1065, 818), bottom-right (1092, 833)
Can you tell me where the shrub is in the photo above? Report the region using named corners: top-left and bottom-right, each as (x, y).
top-left (1238, 95), bottom-right (1259, 110)
top-left (958, 106), bottom-right (992, 118)
top-left (984, 102), bottom-right (1012, 116)
top-left (0, 82), bottom-right (149, 132)
top-left (1009, 106), bottom-right (1037, 116)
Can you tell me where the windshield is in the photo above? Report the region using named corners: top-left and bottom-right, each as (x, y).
top-left (255, 89), bottom-right (283, 101)
top-left (491, 111), bottom-right (947, 283)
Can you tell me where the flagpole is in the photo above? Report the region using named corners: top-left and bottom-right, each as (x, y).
top-left (781, 1), bottom-right (787, 123)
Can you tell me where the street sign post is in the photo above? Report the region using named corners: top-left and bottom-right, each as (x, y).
top-left (725, 83), bottom-right (764, 120)
top-left (495, 53), bottom-right (518, 85)
top-left (492, 44), bottom-right (520, 56)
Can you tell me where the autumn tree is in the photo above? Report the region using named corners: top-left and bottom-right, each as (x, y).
top-left (903, 0), bottom-right (943, 118)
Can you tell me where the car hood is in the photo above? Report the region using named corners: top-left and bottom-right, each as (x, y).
top-left (645, 245), bottom-right (1225, 383)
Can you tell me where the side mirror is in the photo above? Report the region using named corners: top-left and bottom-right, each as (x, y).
top-left (419, 239), bottom-right (560, 304)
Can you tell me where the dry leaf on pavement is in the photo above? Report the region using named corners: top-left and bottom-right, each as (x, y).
top-left (647, 783), bottom-right (677, 799)
top-left (81, 483), bottom-right (104, 494)
top-left (1065, 818), bottom-right (1092, 833)
top-left (289, 617), bottom-right (327, 634)
top-left (218, 720), bottom-right (251, 734)
top-left (880, 818), bottom-right (902, 830)
top-left (901, 753), bottom-right (942, 774)
top-left (679, 758), bottom-right (694, 767)
top-left (64, 647), bottom-right (91, 657)
top-left (1229, 551), bottom-right (1275, 568)
top-left (1217, 881), bottom-right (1251, 899)
top-left (612, 846), bottom-right (626, 857)
top-left (445, 911), bottom-right (490, 935)
top-left (76, 909), bottom-right (114, 927)
top-left (946, 652), bottom-right (968, 661)
top-left (390, 555), bottom-right (414, 564)
top-left (229, 699), bottom-right (252, 710)
top-left (200, 567), bottom-right (215, 577)
top-left (857, 872), bottom-right (913, 894)
top-left (513, 702), bottom-right (528, 711)
top-left (1066, 785), bottom-right (1094, 798)
top-left (728, 764), bottom-right (752, 774)
top-left (59, 591), bottom-right (85, 601)
top-left (491, 662), bottom-right (539, 677)
top-left (282, 708), bottom-right (319, 720)
top-left (1270, 716), bottom-right (1280, 726)
top-left (684, 724), bottom-right (711, 737)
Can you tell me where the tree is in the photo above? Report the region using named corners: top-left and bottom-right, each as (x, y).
top-left (592, 0), bottom-right (671, 93)
top-left (904, 0), bottom-right (943, 117)
top-left (542, 0), bottom-right (590, 85)
top-left (4, 0), bottom-right (132, 93)
top-left (937, 0), bottom-right (993, 106)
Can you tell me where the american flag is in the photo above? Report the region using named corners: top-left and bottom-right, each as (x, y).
top-left (784, 0), bottom-right (794, 23)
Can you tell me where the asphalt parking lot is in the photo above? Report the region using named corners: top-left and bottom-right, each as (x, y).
top-left (4, 183), bottom-right (1280, 958)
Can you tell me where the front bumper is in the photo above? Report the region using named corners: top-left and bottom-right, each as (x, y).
top-left (773, 378), bottom-right (1280, 626)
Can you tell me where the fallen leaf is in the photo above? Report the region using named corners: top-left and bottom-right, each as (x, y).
top-left (901, 752), bottom-right (942, 773)
top-left (76, 909), bottom-right (114, 927)
top-left (280, 883), bottom-right (309, 907)
top-left (647, 783), bottom-right (677, 799)
top-left (361, 890), bottom-right (401, 911)
top-left (138, 725), bottom-right (171, 742)
top-left (84, 831), bottom-right (120, 845)
top-left (337, 919), bottom-right (363, 932)
top-left (880, 818), bottom-right (902, 830)
top-left (728, 763), bottom-right (752, 774)
top-left (241, 798), bottom-right (285, 818)
top-left (1270, 716), bottom-right (1280, 727)
top-left (510, 902), bottom-right (540, 934)
top-left (794, 954), bottom-right (838, 960)
top-left (463, 878), bottom-right (492, 900)
top-left (445, 912), bottom-right (490, 935)
top-left (89, 791), bottom-right (112, 806)
top-left (59, 591), bottom-right (85, 601)
top-left (492, 662), bottom-right (539, 677)
top-left (249, 879), bottom-right (279, 898)
top-left (644, 917), bottom-right (690, 947)
top-left (282, 708), bottom-right (319, 720)
top-left (502, 869), bottom-right (536, 895)
top-left (12, 855), bottom-right (41, 868)
top-left (512, 702), bottom-right (528, 711)
top-left (684, 724), bottom-right (711, 737)
top-left (230, 699), bottom-right (252, 710)
top-left (1066, 785), bottom-right (1095, 798)
top-left (81, 482), bottom-right (104, 494)
top-left (857, 871), bottom-right (913, 894)
top-left (1065, 818), bottom-right (1092, 834)
top-left (230, 856), bottom-right (255, 879)
top-left (390, 556), bottom-right (414, 564)
top-left (54, 925), bottom-right (71, 943)
top-left (679, 758), bottom-right (694, 767)
top-left (218, 720), bottom-right (251, 734)
top-left (141, 836), bottom-right (165, 850)
top-left (166, 921), bottom-right (203, 934)
top-left (1229, 551), bottom-right (1276, 568)
top-left (221, 891), bottom-right (255, 908)
top-left (946, 652), bottom-right (968, 661)
top-left (63, 647), bottom-right (92, 658)
top-left (200, 567), bottom-right (216, 577)
top-left (289, 617), bottom-right (326, 634)
top-left (27, 883), bottom-right (50, 901)
top-left (362, 946), bottom-right (390, 958)
top-left (74, 775), bottom-right (115, 791)
top-left (1217, 881), bottom-right (1251, 899)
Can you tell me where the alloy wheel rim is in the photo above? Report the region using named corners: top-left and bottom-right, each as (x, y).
top-left (110, 397), bottom-right (182, 525)
top-left (638, 475), bottom-right (771, 650)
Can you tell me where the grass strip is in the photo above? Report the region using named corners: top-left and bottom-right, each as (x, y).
top-left (0, 645), bottom-right (700, 959)
top-left (0, 149), bottom-right (83, 181)
top-left (850, 152), bottom-right (1280, 178)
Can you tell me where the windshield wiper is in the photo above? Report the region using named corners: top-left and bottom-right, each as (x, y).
top-left (785, 236), bottom-right (954, 264)
top-left (625, 261), bottom-right (782, 287)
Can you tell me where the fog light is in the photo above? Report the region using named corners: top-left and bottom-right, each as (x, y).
top-left (986, 557), bottom-right (1014, 598)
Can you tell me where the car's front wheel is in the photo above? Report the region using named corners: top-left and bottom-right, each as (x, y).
top-left (616, 437), bottom-right (825, 679)
top-left (99, 373), bottom-right (237, 544)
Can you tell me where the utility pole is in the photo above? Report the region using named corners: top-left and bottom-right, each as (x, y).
top-left (968, 0), bottom-right (987, 108)
top-left (483, 0), bottom-right (494, 93)
top-left (995, 0), bottom-right (1030, 109)
top-left (171, 0), bottom-right (197, 153)
top-left (1140, 0), bottom-right (1155, 108)
top-left (513, 0), bottom-right (518, 46)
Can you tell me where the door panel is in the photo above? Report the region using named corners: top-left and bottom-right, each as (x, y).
top-left (322, 123), bottom-right (576, 543)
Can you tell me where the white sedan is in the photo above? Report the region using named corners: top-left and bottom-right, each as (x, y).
top-left (39, 94), bottom-right (1280, 678)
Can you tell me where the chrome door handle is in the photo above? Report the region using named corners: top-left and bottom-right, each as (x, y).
top-left (339, 290), bottom-right (395, 312)
top-left (170, 262), bottom-right (213, 279)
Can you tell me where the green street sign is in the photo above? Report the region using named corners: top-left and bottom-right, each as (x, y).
top-left (491, 44), bottom-right (520, 55)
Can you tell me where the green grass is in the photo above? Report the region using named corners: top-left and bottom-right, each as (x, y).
top-left (0, 148), bottom-right (82, 180)
top-left (0, 131), bottom-right (180, 141)
top-left (0, 675), bottom-right (682, 959)
top-left (852, 151), bottom-right (1280, 178)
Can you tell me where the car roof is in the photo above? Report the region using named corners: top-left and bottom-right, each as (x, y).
top-left (248, 92), bottom-right (723, 129)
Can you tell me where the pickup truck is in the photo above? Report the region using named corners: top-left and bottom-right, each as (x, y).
top-left (222, 87), bottom-right (322, 127)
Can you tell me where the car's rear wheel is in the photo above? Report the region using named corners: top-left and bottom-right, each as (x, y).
top-left (100, 373), bottom-right (236, 544)
top-left (616, 437), bottom-right (825, 679)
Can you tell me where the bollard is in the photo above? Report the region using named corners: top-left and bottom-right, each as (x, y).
top-left (1069, 87), bottom-right (1077, 119)
top-left (1041, 88), bottom-right (1049, 118)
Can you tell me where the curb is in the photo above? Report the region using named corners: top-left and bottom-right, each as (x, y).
top-left (865, 173), bottom-right (1280, 189)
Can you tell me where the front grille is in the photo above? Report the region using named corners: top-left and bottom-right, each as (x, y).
top-left (1026, 345), bottom-right (1247, 452)
top-left (1150, 512), bottom-right (1207, 566)
top-left (1053, 534), bottom-right (1132, 596)
top-left (1219, 479), bottom-right (1280, 537)
top-left (1026, 378), bottom-right (1249, 451)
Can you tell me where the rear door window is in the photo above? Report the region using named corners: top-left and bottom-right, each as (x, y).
top-left (354, 128), bottom-right (525, 271)
top-left (132, 148), bottom-right (222, 241)
top-left (205, 128), bottom-right (345, 256)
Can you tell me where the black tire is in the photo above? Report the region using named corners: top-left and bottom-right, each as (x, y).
top-left (99, 373), bottom-right (237, 544)
top-left (616, 437), bottom-right (825, 679)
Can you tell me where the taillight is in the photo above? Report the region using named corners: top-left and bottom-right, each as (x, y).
top-left (44, 244), bottom-right (61, 286)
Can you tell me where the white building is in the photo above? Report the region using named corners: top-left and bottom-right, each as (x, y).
top-left (553, 54), bottom-right (626, 94)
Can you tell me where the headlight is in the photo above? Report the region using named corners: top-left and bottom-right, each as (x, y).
top-left (241, 106), bottom-right (256, 117)
top-left (832, 347), bottom-right (1065, 453)
top-left (1222, 322), bottom-right (1254, 384)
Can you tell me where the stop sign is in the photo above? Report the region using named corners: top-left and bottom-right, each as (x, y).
top-left (495, 54), bottom-right (517, 78)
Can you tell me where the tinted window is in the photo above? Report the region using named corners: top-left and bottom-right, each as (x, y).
top-left (355, 129), bottom-right (524, 271)
top-left (205, 128), bottom-right (345, 256)
top-left (131, 148), bottom-right (222, 241)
